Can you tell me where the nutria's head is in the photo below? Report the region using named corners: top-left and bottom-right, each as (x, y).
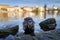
top-left (23, 17), bottom-right (35, 35)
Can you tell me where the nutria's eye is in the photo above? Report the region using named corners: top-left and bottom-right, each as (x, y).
top-left (28, 20), bottom-right (33, 24)
top-left (28, 20), bottom-right (32, 22)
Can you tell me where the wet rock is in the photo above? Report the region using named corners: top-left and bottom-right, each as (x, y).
top-left (5, 35), bottom-right (15, 40)
top-left (40, 29), bottom-right (60, 40)
top-left (39, 18), bottom-right (57, 31)
top-left (7, 25), bottom-right (19, 35)
top-left (5, 29), bottom-right (60, 40)
top-left (34, 29), bottom-right (60, 40)
top-left (11, 35), bottom-right (38, 40)
top-left (0, 32), bottom-right (9, 38)
top-left (0, 25), bottom-right (19, 38)
top-left (23, 17), bottom-right (35, 36)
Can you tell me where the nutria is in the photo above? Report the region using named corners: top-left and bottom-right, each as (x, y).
top-left (23, 17), bottom-right (35, 36)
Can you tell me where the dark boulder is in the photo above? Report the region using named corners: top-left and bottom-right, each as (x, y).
top-left (23, 17), bottom-right (35, 36)
top-left (0, 25), bottom-right (19, 38)
top-left (7, 25), bottom-right (19, 35)
top-left (0, 31), bottom-right (9, 38)
top-left (39, 18), bottom-right (57, 31)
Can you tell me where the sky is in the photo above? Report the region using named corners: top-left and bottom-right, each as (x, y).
top-left (0, 0), bottom-right (60, 8)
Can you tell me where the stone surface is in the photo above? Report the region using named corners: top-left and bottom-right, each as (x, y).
top-left (0, 25), bottom-right (19, 38)
top-left (39, 18), bottom-right (57, 31)
top-left (12, 35), bottom-right (38, 40)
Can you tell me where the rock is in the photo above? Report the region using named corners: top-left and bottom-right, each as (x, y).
top-left (7, 25), bottom-right (19, 35)
top-left (5, 35), bottom-right (15, 40)
top-left (0, 25), bottom-right (19, 38)
top-left (39, 29), bottom-right (60, 40)
top-left (0, 31), bottom-right (9, 38)
top-left (23, 17), bottom-right (35, 36)
top-left (5, 29), bottom-right (60, 40)
top-left (39, 18), bottom-right (57, 31)
top-left (11, 35), bottom-right (38, 40)
top-left (34, 29), bottom-right (60, 40)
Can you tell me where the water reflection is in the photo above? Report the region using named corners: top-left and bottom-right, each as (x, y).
top-left (52, 10), bottom-right (58, 17)
top-left (39, 12), bottom-right (46, 19)
top-left (0, 10), bottom-right (59, 22)
top-left (21, 11), bottom-right (59, 19)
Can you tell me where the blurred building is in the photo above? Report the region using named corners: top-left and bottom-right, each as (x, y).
top-left (22, 6), bottom-right (32, 12)
top-left (21, 6), bottom-right (33, 17)
top-left (0, 4), bottom-right (24, 18)
top-left (39, 7), bottom-right (44, 12)
top-left (0, 4), bottom-right (10, 18)
top-left (7, 6), bottom-right (23, 18)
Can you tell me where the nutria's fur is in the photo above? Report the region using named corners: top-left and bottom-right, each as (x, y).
top-left (23, 17), bottom-right (35, 36)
